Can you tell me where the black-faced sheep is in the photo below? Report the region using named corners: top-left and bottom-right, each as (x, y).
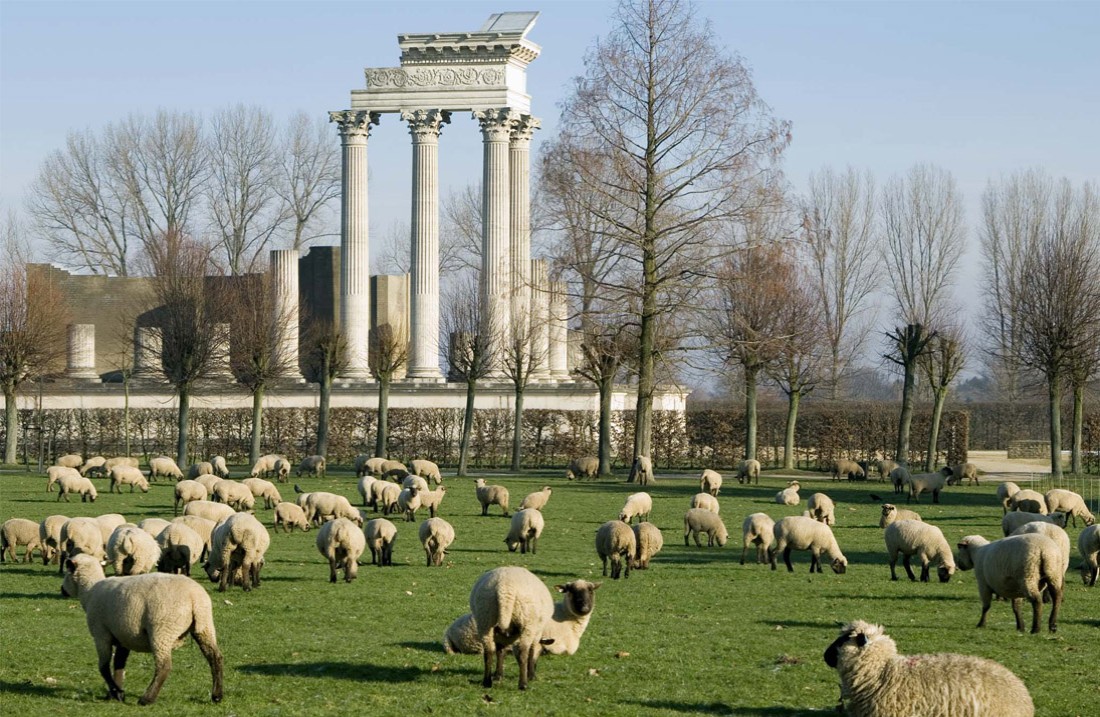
top-left (1009, 489), bottom-right (1047, 514)
top-left (565, 455), bottom-right (599, 481)
top-left (690, 492), bottom-right (720, 514)
top-left (357, 474), bottom-right (376, 507)
top-left (468, 566), bottom-right (555, 690)
top-left (832, 458), bottom-right (864, 481)
top-left (419, 517), bottom-right (455, 566)
top-left (212, 480), bottom-right (256, 511)
top-left (807, 492), bottom-right (836, 526)
top-left (80, 456), bottom-right (107, 476)
top-left (409, 458), bottom-right (443, 484)
top-left (740, 512), bottom-right (774, 565)
top-left (148, 456), bottom-right (184, 482)
top-left (156, 522), bottom-right (204, 575)
top-left (56, 473), bottom-right (98, 502)
top-left (173, 480), bottom-right (208, 516)
top-left (1043, 488), bottom-right (1095, 527)
top-left (188, 461), bottom-right (216, 480)
top-left (247, 454), bottom-right (283, 479)
top-left (364, 517), bottom-right (397, 566)
top-left (769, 515), bottom-right (847, 574)
top-left (39, 514), bottom-right (69, 564)
top-left (46, 465), bottom-right (80, 492)
top-left (242, 477), bottom-right (282, 509)
top-left (878, 503), bottom-right (921, 529)
top-left (1011, 521), bottom-right (1071, 582)
top-left (273, 502), bottom-right (311, 533)
top-left (736, 458), bottom-right (761, 485)
top-left (475, 479), bottom-right (510, 517)
top-left (627, 455), bottom-right (654, 485)
top-left (875, 459), bottom-right (899, 483)
top-left (106, 526), bottom-right (161, 576)
top-left (906, 467), bottom-right (952, 504)
top-left (172, 516), bottom-right (216, 562)
top-left (883, 519), bottom-right (955, 582)
top-left (183, 500), bottom-right (236, 525)
top-left (956, 533), bottom-right (1063, 633)
top-left (298, 489), bottom-right (363, 526)
top-left (56, 453), bottom-right (83, 469)
top-left (632, 521), bottom-right (663, 569)
top-left (315, 517), bottom-right (365, 583)
top-left (1078, 524), bottom-right (1099, 586)
top-left (203, 512), bottom-right (270, 592)
top-left (946, 461), bottom-right (978, 486)
top-left (619, 492), bottom-right (652, 524)
top-left (210, 455), bottom-right (230, 478)
top-left (519, 486), bottom-right (553, 512)
top-left (505, 509), bottom-right (545, 555)
top-left (419, 485), bottom-right (448, 518)
top-left (596, 520), bottom-right (635, 579)
top-left (888, 464), bottom-right (910, 495)
top-left (684, 508), bottom-right (728, 548)
top-left (109, 465), bottom-right (150, 494)
top-left (1001, 510), bottom-right (1066, 537)
top-left (997, 481), bottom-right (1021, 514)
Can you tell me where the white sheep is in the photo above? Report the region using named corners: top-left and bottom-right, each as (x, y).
top-left (46, 465), bottom-right (80, 492)
top-left (273, 458), bottom-right (291, 482)
top-left (519, 486), bottom-right (553, 512)
top-left (193, 473), bottom-right (223, 495)
top-left (106, 526), bottom-right (161, 576)
top-left (596, 520), bottom-right (635, 579)
top-left (1, 518), bottom-right (42, 563)
top-left (357, 474), bottom-right (377, 507)
top-left (203, 511), bottom-right (270, 592)
top-left (380, 459), bottom-right (407, 476)
top-left (148, 456), bottom-right (184, 482)
top-left (364, 456), bottom-right (389, 476)
top-left (364, 517), bottom-right (397, 566)
top-left (684, 508), bottom-right (728, 548)
top-left (210, 455), bottom-right (230, 479)
top-left (410, 458), bottom-right (443, 484)
top-left (95, 513), bottom-right (128, 545)
top-left (376, 482), bottom-right (401, 516)
top-left (1001, 510), bottom-right (1067, 537)
top-left (632, 521), bottom-right (663, 569)
top-left (80, 455), bottom-right (107, 476)
top-left (740, 512), bottom-right (775, 565)
top-left (1078, 524), bottom-right (1099, 586)
top-left (419, 517), bottom-right (455, 567)
top-left (831, 458), bottom-right (865, 481)
top-left (884, 519), bottom-right (955, 582)
top-left (212, 479), bottom-right (256, 511)
top-left (104, 456), bottom-right (139, 472)
top-left (136, 518), bottom-right (171, 538)
top-left (39, 514), bottom-right (69, 564)
top-left (299, 489), bottom-right (363, 526)
top-left (824, 620), bottom-right (1033, 717)
top-left (156, 522), bottom-right (204, 575)
top-left (353, 454), bottom-right (374, 478)
top-left (60, 517), bottom-right (105, 566)
top-left (906, 467), bottom-right (952, 504)
top-left (419, 485), bottom-right (448, 518)
top-left (468, 565), bottom-right (555, 690)
top-left (56, 453), bottom-right (83, 469)
top-left (1009, 489), bottom-right (1047, 514)
top-left (182, 500), bottom-right (236, 526)
top-left (619, 492), bottom-right (653, 524)
top-left (402, 473), bottom-right (430, 494)
top-left (947, 461), bottom-right (978, 486)
top-left (475, 479), bottom-right (510, 517)
top-left (241, 477), bottom-right (282, 509)
top-left (698, 468), bottom-right (722, 496)
top-left (628, 455), bottom-right (654, 485)
top-left (56, 472), bottom-right (98, 503)
top-left (690, 492), bottom-right (720, 514)
top-left (1011, 521), bottom-right (1071, 580)
top-left (878, 503), bottom-right (922, 529)
top-left (296, 454), bottom-right (326, 478)
top-left (61, 554), bottom-right (224, 705)
top-left (565, 456), bottom-right (599, 481)
top-left (248, 454), bottom-right (283, 479)
top-left (769, 515), bottom-right (847, 574)
top-left (875, 458), bottom-right (899, 483)
top-left (505, 508), bottom-right (545, 555)
top-left (775, 480), bottom-right (800, 506)
top-left (173, 480), bottom-right (208, 515)
top-left (1043, 488), bottom-right (1095, 527)
top-left (807, 493), bottom-right (836, 526)
top-left (109, 465), bottom-right (150, 494)
top-left (397, 485), bottom-right (422, 522)
top-left (997, 481), bottom-right (1021, 514)
top-left (315, 517), bottom-right (365, 583)
top-left (188, 461), bottom-right (215, 480)
top-left (888, 464), bottom-right (910, 495)
top-left (956, 532), bottom-right (1063, 633)
top-left (736, 458), bottom-right (761, 485)
top-left (172, 516), bottom-right (216, 562)
top-left (273, 502), bottom-right (311, 533)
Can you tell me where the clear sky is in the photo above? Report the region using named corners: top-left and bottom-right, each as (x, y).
top-left (2, 1), bottom-right (1099, 347)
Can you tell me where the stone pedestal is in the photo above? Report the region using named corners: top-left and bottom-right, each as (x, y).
top-left (65, 324), bottom-right (100, 381)
top-left (132, 327), bottom-right (164, 380)
top-left (271, 249), bottom-right (304, 380)
top-left (548, 279), bottom-right (570, 380)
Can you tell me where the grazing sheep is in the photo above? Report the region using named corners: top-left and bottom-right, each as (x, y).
top-left (357, 475), bottom-right (377, 507)
top-left (468, 565), bottom-right (555, 690)
top-left (475, 479), bottom-right (510, 517)
top-left (315, 517), bottom-right (365, 583)
top-left (419, 517), bottom-right (455, 567)
top-left (824, 620), bottom-right (1033, 717)
top-left (104, 456), bottom-right (140, 472)
top-left (690, 492), bottom-right (720, 514)
top-left (193, 473), bottom-right (223, 494)
top-left (80, 456), bottom-right (107, 476)
top-left (156, 522), bottom-right (204, 575)
top-left (1001, 510), bottom-right (1067, 537)
top-left (419, 485), bottom-right (448, 518)
top-left (775, 481), bottom-right (800, 506)
top-left (364, 456), bottom-right (389, 476)
top-left (1043, 488), bottom-right (1095, 527)
top-left (247, 454), bottom-right (283, 479)
top-left (596, 520), bottom-right (635, 579)
top-left (699, 468), bottom-right (722, 496)
top-left (878, 503), bottom-right (922, 529)
top-left (381, 459), bottom-right (408, 476)
top-left (183, 500), bottom-right (236, 526)
top-left (241, 477), bottom-right (282, 509)
top-left (997, 481), bottom-right (1021, 514)
top-left (353, 454), bottom-right (373, 478)
top-left (298, 489), bottom-right (363, 526)
top-left (410, 458), bottom-right (443, 484)
top-left (46, 465), bottom-right (81, 492)
top-left (375, 482), bottom-right (401, 516)
top-left (172, 516), bottom-right (216, 562)
top-left (832, 458), bottom-right (865, 481)
top-left (94, 514), bottom-right (128, 545)
top-left (1009, 489), bottom-right (1047, 515)
top-left (505, 509), bottom-right (545, 555)
top-left (632, 521), bottom-right (663, 569)
top-left (875, 459), bottom-right (899, 483)
top-left (619, 492), bottom-right (653, 524)
top-left (947, 462), bottom-right (979, 486)
top-left (565, 456), bottom-right (599, 481)
top-left (56, 473), bottom-right (98, 502)
top-left (770, 515), bottom-right (847, 574)
top-left (188, 461), bottom-right (215, 480)
top-left (1011, 522), bottom-right (1071, 580)
top-left (384, 466), bottom-right (411, 482)
top-left (272, 502), bottom-right (311, 533)
top-left (884, 519), bottom-right (955, 582)
top-left (273, 459), bottom-right (291, 482)
top-left (1, 518), bottom-right (42, 562)
top-left (740, 513), bottom-right (775, 565)
top-left (173, 480), bottom-right (208, 515)
top-left (109, 465), bottom-right (150, 494)
top-left (364, 518), bottom-right (397, 566)
top-left (684, 508), bottom-right (729, 548)
top-left (212, 480), bottom-right (256, 511)
top-left (736, 458), bottom-right (761, 485)
top-left (397, 486), bottom-right (422, 522)
top-left (61, 517), bottom-right (106, 565)
top-left (203, 512), bottom-right (270, 592)
top-left (56, 453), bottom-right (83, 469)
top-left (148, 456), bottom-right (184, 482)
top-left (628, 455), bottom-right (654, 486)
top-left (106, 526), bottom-right (161, 576)
top-left (906, 467), bottom-right (953, 503)
top-left (956, 533), bottom-right (1063, 633)
top-left (137, 518), bottom-right (171, 539)
top-left (888, 465), bottom-right (910, 495)
top-left (39, 514), bottom-right (69, 564)
top-left (1078, 524), bottom-right (1099, 586)
top-left (519, 486), bottom-right (553, 512)
top-left (296, 455), bottom-right (326, 479)
top-left (210, 455), bottom-right (230, 478)
top-left (401, 473), bottom-right (430, 495)
top-left (807, 493), bottom-right (836, 526)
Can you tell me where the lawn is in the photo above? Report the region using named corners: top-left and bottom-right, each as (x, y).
top-left (1, 467), bottom-right (1097, 716)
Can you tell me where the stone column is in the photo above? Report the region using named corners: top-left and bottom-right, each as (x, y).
top-left (65, 324), bottom-right (99, 381)
top-left (474, 108), bottom-right (517, 374)
top-left (548, 279), bottom-right (570, 380)
top-left (529, 259), bottom-right (550, 380)
top-left (270, 249), bottom-right (303, 379)
top-left (132, 327), bottom-right (164, 380)
top-left (208, 322), bottom-right (234, 379)
top-left (329, 109), bottom-right (380, 380)
top-left (402, 109), bottom-right (450, 380)
top-left (509, 115), bottom-right (540, 348)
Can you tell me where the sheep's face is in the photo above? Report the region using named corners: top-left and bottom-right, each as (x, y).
top-left (937, 564), bottom-right (954, 583)
top-left (824, 621), bottom-right (889, 668)
top-left (556, 580), bottom-right (600, 616)
top-left (955, 536), bottom-right (984, 571)
top-left (715, 530), bottom-right (728, 547)
top-left (830, 557), bottom-right (847, 574)
top-left (61, 555), bottom-right (105, 598)
top-left (1050, 512), bottom-right (1067, 528)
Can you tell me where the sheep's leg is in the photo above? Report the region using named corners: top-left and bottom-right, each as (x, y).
top-left (624, 551), bottom-right (631, 579)
top-left (693, 531), bottom-right (703, 548)
top-left (1047, 583), bottom-right (1061, 632)
top-left (810, 549), bottom-right (821, 574)
top-left (901, 555), bottom-right (916, 581)
top-left (1010, 598), bottom-right (1025, 632)
top-left (138, 648), bottom-right (172, 705)
top-left (783, 546), bottom-right (794, 573)
top-left (329, 557), bottom-right (338, 583)
top-left (976, 584), bottom-right (994, 627)
top-left (932, 489), bottom-right (940, 504)
top-left (601, 555), bottom-right (608, 576)
top-left (918, 558), bottom-right (930, 583)
top-left (515, 640), bottom-right (531, 690)
top-left (481, 503), bottom-right (489, 516)
top-left (96, 641), bottom-right (125, 702)
top-left (112, 645), bottom-right (130, 690)
top-left (740, 542), bottom-right (749, 565)
top-left (888, 554), bottom-right (899, 581)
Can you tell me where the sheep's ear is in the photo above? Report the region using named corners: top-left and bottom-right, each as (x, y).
top-left (554, 584), bottom-right (566, 593)
top-left (854, 634), bottom-right (868, 647)
top-left (591, 582), bottom-right (602, 591)
top-left (65, 559), bottom-right (76, 573)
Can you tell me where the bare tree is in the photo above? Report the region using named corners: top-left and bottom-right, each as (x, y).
top-left (302, 316), bottom-right (347, 457)
top-left (443, 277), bottom-right (493, 476)
top-left (440, 184), bottom-right (485, 276)
top-left (919, 323), bottom-right (967, 471)
top-left (276, 111), bottom-right (341, 249)
top-left (369, 322), bottom-right (409, 458)
top-left (502, 313), bottom-right (547, 472)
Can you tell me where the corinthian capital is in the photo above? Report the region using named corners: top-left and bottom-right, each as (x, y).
top-left (329, 110), bottom-right (381, 138)
top-left (510, 114), bottom-right (541, 144)
top-left (401, 109), bottom-right (452, 140)
top-left (473, 108), bottom-right (519, 141)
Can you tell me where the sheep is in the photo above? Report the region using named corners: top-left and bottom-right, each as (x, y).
top-left (775, 480), bottom-right (800, 506)
top-left (272, 502), bottom-right (311, 533)
top-left (212, 479), bottom-right (256, 511)
top-left (619, 491), bottom-right (652, 524)
top-left (824, 619), bottom-right (1034, 717)
top-left (884, 519), bottom-right (955, 582)
top-left (1001, 510), bottom-right (1067, 537)
top-left (906, 467), bottom-right (954, 504)
top-left (203, 511), bottom-right (270, 592)
top-left (468, 565), bottom-right (556, 690)
top-left (273, 458), bottom-right (291, 483)
top-left (1011, 522), bottom-right (1071, 580)
top-left (409, 458), bottom-right (443, 484)
top-left (475, 479), bottom-right (510, 517)
top-left (80, 455), bottom-right (107, 476)
top-left (736, 458), bottom-right (761, 485)
top-left (1043, 488), bottom-right (1095, 527)
top-left (173, 480), bottom-right (208, 515)
top-left (136, 518), bottom-right (171, 538)
top-left (419, 485), bottom-right (448, 518)
top-left (419, 517), bottom-right (455, 567)
top-left (46, 465), bottom-right (80, 492)
top-left (193, 473), bottom-right (223, 494)
top-left (364, 456), bottom-right (389, 476)
top-left (187, 461), bottom-right (215, 480)
top-left (380, 459), bottom-right (407, 476)
top-left (628, 455), bottom-right (654, 485)
top-left (684, 508), bottom-right (728, 548)
top-left (106, 525), bottom-right (162, 576)
top-left (95, 513), bottom-right (128, 545)
top-left (596, 520), bottom-right (635, 579)
top-left (56, 453), bottom-right (84, 469)
top-left (401, 473), bottom-right (430, 494)
top-left (39, 514), bottom-right (69, 564)
top-left (699, 468), bottom-right (722, 496)
top-left (247, 454), bottom-right (283, 479)
top-left (947, 461), bottom-right (979, 486)
top-left (357, 474), bottom-right (377, 507)
top-left (832, 458), bottom-right (865, 482)
top-left (888, 465), bottom-right (910, 495)
top-left (241, 477), bottom-right (282, 509)
top-left (632, 521), bottom-right (663, 569)
top-left (299, 489), bottom-right (363, 526)
top-left (172, 516), bottom-right (216, 562)
top-left (769, 515), bottom-right (847, 574)
top-left (109, 465), bottom-right (150, 494)
top-left (807, 493), bottom-right (836, 526)
top-left (690, 492), bottom-right (720, 514)
top-left (148, 456), bottom-right (184, 482)
top-left (565, 455), bottom-right (599, 480)
top-left (60, 517), bottom-right (106, 566)
top-left (104, 456), bottom-right (139, 472)
top-left (296, 454), bottom-right (326, 479)
top-left (364, 518), bottom-right (397, 566)
top-left (956, 532), bottom-right (1063, 633)
top-left (1009, 489), bottom-right (1047, 514)
top-left (875, 458), bottom-right (899, 483)
top-left (397, 485), bottom-right (422, 522)
top-left (519, 486), bottom-right (553, 512)
top-left (998, 481), bottom-right (1021, 514)
top-left (375, 482), bottom-right (401, 515)
top-left (878, 503), bottom-right (922, 529)
top-left (183, 500), bottom-right (236, 526)
top-left (210, 455), bottom-right (230, 479)
top-left (1, 518), bottom-right (42, 562)
top-left (1078, 524), bottom-right (1099, 586)
top-left (740, 512), bottom-right (775, 565)
top-left (505, 509), bottom-right (545, 555)
top-left (315, 517), bottom-right (365, 583)
top-left (353, 454), bottom-right (373, 478)
top-left (156, 522), bottom-right (204, 575)
top-left (56, 472), bottom-right (98, 502)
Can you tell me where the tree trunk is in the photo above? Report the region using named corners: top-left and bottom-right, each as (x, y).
top-left (315, 374), bottom-right (332, 456)
top-left (510, 385), bottom-right (524, 472)
top-left (176, 384), bottom-right (190, 468)
top-left (1048, 374), bottom-right (1063, 480)
top-left (4, 384), bottom-right (17, 464)
top-left (744, 364), bottom-right (759, 461)
top-left (895, 357), bottom-right (917, 464)
top-left (458, 379), bottom-right (476, 477)
top-left (782, 390), bottom-right (800, 470)
top-left (375, 376), bottom-right (390, 458)
top-left (925, 387), bottom-right (947, 471)
top-left (598, 373), bottom-right (614, 476)
top-left (123, 376), bottom-right (131, 457)
top-left (1071, 381), bottom-right (1084, 475)
top-left (250, 385), bottom-right (264, 466)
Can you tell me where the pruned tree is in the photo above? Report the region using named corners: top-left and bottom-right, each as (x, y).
top-left (918, 323), bottom-right (967, 471)
top-left (277, 111), bottom-right (341, 249)
top-left (443, 277), bottom-right (493, 477)
top-left (502, 312), bottom-right (547, 472)
top-left (369, 322), bottom-right (409, 458)
top-left (302, 316), bottom-right (347, 457)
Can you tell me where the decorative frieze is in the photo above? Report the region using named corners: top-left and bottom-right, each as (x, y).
top-left (367, 67), bottom-right (504, 89)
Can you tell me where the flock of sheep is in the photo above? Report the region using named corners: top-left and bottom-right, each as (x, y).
top-left (2, 451), bottom-right (1098, 713)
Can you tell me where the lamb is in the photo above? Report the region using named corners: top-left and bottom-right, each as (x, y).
top-left (173, 480), bottom-right (208, 515)
top-left (684, 508), bottom-right (728, 548)
top-left (61, 553), bottom-right (224, 705)
top-left (956, 533), bottom-right (1063, 633)
top-left (878, 503), bottom-right (922, 529)
top-left (740, 513), bottom-right (775, 565)
top-left (769, 515), bottom-right (847, 574)
top-left (519, 486), bottom-right (553, 512)
top-left (156, 522), bottom-right (204, 575)
top-left (947, 461), bottom-right (979, 486)
top-left (104, 456), bottom-right (139, 472)
top-left (409, 458), bottom-right (443, 484)
top-left (364, 518), bottom-right (397, 566)
top-left (56, 453), bottom-right (83, 469)
top-left (1043, 488), bottom-right (1095, 527)
top-left (998, 481), bottom-right (1021, 514)
top-left (807, 492), bottom-right (836, 526)
top-left (736, 458), bottom-right (761, 485)
top-left (875, 458), bottom-right (899, 483)
top-left (824, 619), bottom-right (1033, 717)
top-left (183, 500), bottom-right (236, 525)
top-left (1, 518), bottom-right (42, 562)
top-left (210, 455), bottom-right (230, 478)
top-left (56, 472), bottom-right (98, 502)
top-left (203, 511), bottom-right (270, 592)
top-left (775, 480), bottom-right (800, 506)
top-left (690, 492), bottom-right (720, 514)
top-left (315, 517), bottom-right (365, 583)
top-left (884, 519), bottom-right (955, 582)
top-left (1078, 524), bottom-right (1099, 586)
top-left (80, 455), bottom-right (107, 476)
top-left (299, 489), bottom-right (363, 526)
top-left (39, 514), bottom-right (69, 564)
top-left (832, 458), bottom-right (865, 481)
top-left (241, 477), bottom-right (282, 509)
top-left (188, 461), bottom-right (215, 480)
top-left (1009, 489), bottom-right (1047, 514)
top-left (172, 516), bottom-right (216, 561)
top-left (468, 565), bottom-right (556, 689)
top-left (619, 491), bottom-right (653, 524)
top-left (628, 455), bottom-right (654, 485)
top-left (699, 469), bottom-right (722, 496)
top-left (419, 485), bottom-right (448, 518)
top-left (419, 517), bottom-right (455, 567)
top-left (296, 454), bottom-right (326, 479)
top-left (632, 521), bottom-right (663, 569)
top-left (248, 454), bottom-right (283, 479)
top-left (148, 456), bottom-right (184, 482)
top-left (396, 485), bottom-right (422, 522)
top-left (109, 465), bottom-right (150, 494)
top-left (906, 467), bottom-right (953, 504)
top-left (106, 525), bottom-right (162, 576)
top-left (505, 508), bottom-right (545, 555)
top-left (357, 474), bottom-right (377, 507)
top-left (46, 465), bottom-right (80, 492)
top-left (1011, 522), bottom-right (1071, 580)
top-left (475, 479), bottom-right (510, 517)
top-left (273, 502), bottom-right (311, 533)
top-left (212, 479), bottom-right (256, 511)
top-left (60, 517), bottom-right (106, 565)
top-left (596, 520), bottom-right (635, 579)
top-left (888, 465), bottom-right (910, 495)
top-left (1001, 510), bottom-right (1067, 537)
top-left (136, 518), bottom-right (171, 538)
top-left (565, 455), bottom-right (599, 481)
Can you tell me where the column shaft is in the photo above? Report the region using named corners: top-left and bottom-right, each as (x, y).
top-left (509, 115), bottom-right (540, 349)
top-left (529, 259), bottom-right (550, 380)
top-left (270, 249), bottom-right (303, 379)
top-left (66, 324), bottom-right (99, 380)
top-left (548, 279), bottom-right (570, 379)
top-left (132, 327), bottom-right (164, 380)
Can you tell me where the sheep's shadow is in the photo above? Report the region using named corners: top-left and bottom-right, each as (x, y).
top-left (764, 619), bottom-right (843, 630)
top-left (0, 591), bottom-right (66, 600)
top-left (237, 661), bottom-right (422, 682)
top-left (396, 641), bottom-right (442, 652)
top-left (625, 700), bottom-right (824, 715)
top-left (0, 679), bottom-right (59, 697)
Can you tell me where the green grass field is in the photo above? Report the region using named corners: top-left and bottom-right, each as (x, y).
top-left (1, 467), bottom-right (1097, 716)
